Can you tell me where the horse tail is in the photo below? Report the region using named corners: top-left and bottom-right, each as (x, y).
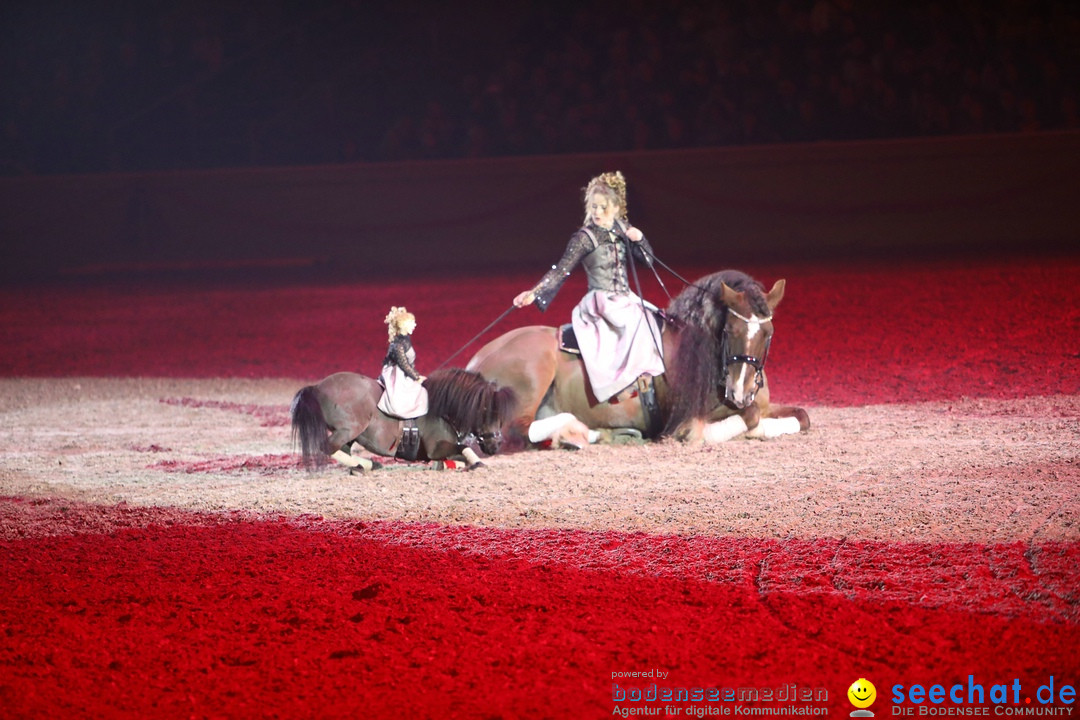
top-left (290, 386), bottom-right (330, 468)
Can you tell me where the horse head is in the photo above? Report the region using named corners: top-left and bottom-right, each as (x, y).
top-left (664, 270), bottom-right (786, 434)
top-left (424, 368), bottom-right (517, 456)
top-left (717, 277), bottom-right (785, 409)
top-left (473, 428), bottom-right (503, 456)
top-left (474, 381), bottom-right (517, 454)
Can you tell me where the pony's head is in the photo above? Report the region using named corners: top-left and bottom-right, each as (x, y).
top-left (664, 270), bottom-right (785, 431)
top-left (424, 368), bottom-right (517, 455)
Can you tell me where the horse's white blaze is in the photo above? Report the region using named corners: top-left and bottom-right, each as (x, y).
top-left (703, 415), bottom-right (749, 443)
top-left (528, 412), bottom-right (580, 443)
top-left (744, 417), bottom-right (802, 439)
top-left (747, 315), bottom-right (763, 340)
top-left (732, 364), bottom-right (749, 404)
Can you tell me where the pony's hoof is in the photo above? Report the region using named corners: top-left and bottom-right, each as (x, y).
top-left (348, 459), bottom-right (382, 475)
top-left (466, 461), bottom-right (486, 471)
top-left (610, 428), bottom-right (645, 445)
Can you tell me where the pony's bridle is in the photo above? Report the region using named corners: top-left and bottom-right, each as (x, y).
top-left (721, 308), bottom-right (772, 391)
top-left (457, 426), bottom-right (503, 453)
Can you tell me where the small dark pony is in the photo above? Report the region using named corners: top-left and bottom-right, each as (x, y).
top-left (291, 367), bottom-right (517, 471)
top-left (467, 269), bottom-right (809, 447)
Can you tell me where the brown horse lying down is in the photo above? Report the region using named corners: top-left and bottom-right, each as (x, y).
top-left (291, 368), bottom-right (516, 471)
top-left (468, 269), bottom-right (809, 449)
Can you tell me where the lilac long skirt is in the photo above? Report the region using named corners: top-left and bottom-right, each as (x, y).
top-left (572, 290), bottom-right (665, 403)
top-left (377, 364), bottom-right (429, 419)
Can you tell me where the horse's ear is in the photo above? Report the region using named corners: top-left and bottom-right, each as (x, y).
top-left (720, 282), bottom-right (743, 308)
top-left (765, 279), bottom-right (785, 311)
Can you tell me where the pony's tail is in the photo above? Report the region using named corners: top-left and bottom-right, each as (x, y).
top-left (290, 386), bottom-right (330, 469)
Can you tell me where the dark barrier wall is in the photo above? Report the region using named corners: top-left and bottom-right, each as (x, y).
top-left (2, 131), bottom-right (1078, 279)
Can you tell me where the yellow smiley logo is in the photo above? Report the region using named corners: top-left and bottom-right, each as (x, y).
top-left (848, 678), bottom-right (877, 708)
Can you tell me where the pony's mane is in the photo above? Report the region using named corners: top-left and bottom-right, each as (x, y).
top-left (424, 367), bottom-right (516, 433)
top-left (661, 270), bottom-right (769, 435)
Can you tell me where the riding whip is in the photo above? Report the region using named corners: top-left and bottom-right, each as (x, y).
top-left (433, 304), bottom-right (516, 371)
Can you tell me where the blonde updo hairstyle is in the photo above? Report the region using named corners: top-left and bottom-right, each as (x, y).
top-left (384, 306), bottom-right (416, 340)
top-left (582, 171), bottom-right (629, 224)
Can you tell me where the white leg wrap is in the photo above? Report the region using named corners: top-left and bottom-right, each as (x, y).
top-left (528, 413), bottom-right (579, 443)
top-left (461, 447), bottom-right (481, 466)
top-left (331, 449), bottom-right (361, 467)
top-left (744, 416), bottom-right (803, 439)
top-left (703, 415), bottom-right (749, 443)
top-left (331, 450), bottom-right (372, 471)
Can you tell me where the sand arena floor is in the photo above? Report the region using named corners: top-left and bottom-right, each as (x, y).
top-left (1, 377), bottom-right (1076, 547)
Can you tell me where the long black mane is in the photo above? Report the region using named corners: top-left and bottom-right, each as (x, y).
top-left (661, 270), bottom-right (769, 435)
top-left (424, 367), bottom-right (517, 433)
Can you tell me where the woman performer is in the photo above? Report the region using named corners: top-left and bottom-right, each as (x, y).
top-left (377, 306), bottom-right (429, 419)
top-left (513, 171), bottom-right (665, 403)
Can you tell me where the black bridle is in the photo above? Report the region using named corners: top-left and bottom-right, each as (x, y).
top-left (457, 426), bottom-right (504, 455)
top-left (720, 308), bottom-right (773, 392)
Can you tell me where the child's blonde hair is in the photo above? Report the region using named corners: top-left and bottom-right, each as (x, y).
top-left (384, 306), bottom-right (416, 340)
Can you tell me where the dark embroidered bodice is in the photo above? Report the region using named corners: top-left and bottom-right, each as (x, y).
top-left (531, 223), bottom-right (655, 311)
top-left (384, 335), bottom-right (420, 380)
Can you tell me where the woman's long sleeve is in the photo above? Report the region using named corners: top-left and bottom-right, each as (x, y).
top-left (530, 232), bottom-right (593, 311)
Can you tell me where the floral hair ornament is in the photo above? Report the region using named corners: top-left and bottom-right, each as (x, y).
top-left (583, 171), bottom-right (629, 220)
top-left (384, 306), bottom-right (415, 340)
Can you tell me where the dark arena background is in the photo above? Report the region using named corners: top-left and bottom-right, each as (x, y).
top-left (1, 2), bottom-right (1078, 718)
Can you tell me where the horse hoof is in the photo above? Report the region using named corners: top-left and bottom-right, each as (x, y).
top-left (611, 428), bottom-right (645, 445)
top-left (349, 459), bottom-right (382, 475)
top-left (466, 461), bottom-right (486, 471)
top-left (558, 440), bottom-right (583, 451)
top-left (673, 419), bottom-right (704, 444)
top-left (795, 409), bottom-right (811, 431)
